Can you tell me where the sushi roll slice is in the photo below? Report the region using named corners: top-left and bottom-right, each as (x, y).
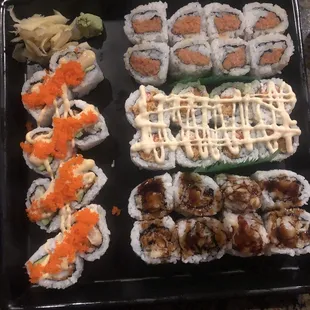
top-left (264, 208), bottom-right (310, 256)
top-left (78, 205), bottom-right (111, 261)
top-left (173, 172), bottom-right (222, 217)
top-left (124, 2), bottom-right (168, 44)
top-left (21, 70), bottom-right (73, 126)
top-left (125, 85), bottom-right (169, 128)
top-left (252, 170), bottom-right (310, 212)
top-left (243, 3), bottom-right (289, 40)
top-left (215, 174), bottom-right (262, 213)
top-left (130, 130), bottom-right (176, 170)
top-left (249, 34), bottom-right (294, 78)
top-left (223, 211), bottom-right (269, 257)
top-left (130, 216), bottom-right (180, 264)
top-left (168, 3), bottom-right (206, 45)
top-left (204, 3), bottom-right (245, 40)
top-left (49, 43), bottom-right (104, 98)
top-left (211, 38), bottom-right (250, 76)
top-left (124, 42), bottom-right (169, 86)
top-left (128, 173), bottom-right (174, 220)
top-left (26, 234), bottom-right (84, 289)
top-left (58, 100), bottom-right (109, 151)
top-left (169, 37), bottom-right (212, 78)
top-left (178, 217), bottom-right (229, 263)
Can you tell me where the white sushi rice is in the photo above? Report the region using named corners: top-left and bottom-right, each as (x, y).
top-left (252, 170), bottom-right (310, 211)
top-left (168, 3), bottom-right (206, 45)
top-left (211, 38), bottom-right (250, 76)
top-left (124, 42), bottom-right (169, 86)
top-left (124, 1), bottom-right (168, 44)
top-left (169, 37), bottom-right (212, 78)
top-left (204, 3), bottom-right (245, 40)
top-left (249, 34), bottom-right (294, 78)
top-left (130, 216), bottom-right (180, 264)
top-left (128, 173), bottom-right (173, 220)
top-left (243, 3), bottom-right (289, 39)
top-left (79, 204), bottom-right (111, 262)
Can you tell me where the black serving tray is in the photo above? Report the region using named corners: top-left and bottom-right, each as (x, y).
top-left (1, 0), bottom-right (310, 309)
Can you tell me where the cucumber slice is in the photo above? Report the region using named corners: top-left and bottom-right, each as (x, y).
top-left (85, 65), bottom-right (95, 73)
top-left (34, 254), bottom-right (49, 266)
top-left (75, 131), bottom-right (83, 139)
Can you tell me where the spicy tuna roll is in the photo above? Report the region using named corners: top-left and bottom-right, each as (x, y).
top-left (223, 211), bottom-right (269, 257)
top-left (124, 2), bottom-right (168, 44)
top-left (169, 38), bottom-right (212, 78)
top-left (130, 216), bottom-right (180, 264)
top-left (168, 3), bottom-right (206, 45)
top-left (249, 34), bottom-right (294, 78)
top-left (173, 172), bottom-right (222, 217)
top-left (264, 209), bottom-right (310, 256)
top-left (124, 42), bottom-right (169, 86)
top-left (178, 217), bottom-right (229, 263)
top-left (128, 173), bottom-right (174, 220)
top-left (243, 3), bottom-right (289, 39)
top-left (215, 174), bottom-right (262, 213)
top-left (252, 170), bottom-right (310, 212)
top-left (204, 3), bottom-right (245, 40)
top-left (211, 38), bottom-right (250, 76)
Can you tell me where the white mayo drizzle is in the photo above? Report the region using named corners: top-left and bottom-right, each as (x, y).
top-left (130, 82), bottom-right (300, 163)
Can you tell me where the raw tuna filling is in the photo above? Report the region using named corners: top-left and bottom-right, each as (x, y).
top-left (132, 16), bottom-right (162, 34)
top-left (172, 15), bottom-right (201, 35)
top-left (222, 46), bottom-right (246, 70)
top-left (176, 48), bottom-right (210, 66)
top-left (129, 54), bottom-right (161, 76)
top-left (214, 13), bottom-right (241, 33)
top-left (255, 11), bottom-right (281, 30)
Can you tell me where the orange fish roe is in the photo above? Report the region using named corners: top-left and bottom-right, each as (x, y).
top-left (20, 110), bottom-right (98, 161)
top-left (27, 155), bottom-right (85, 222)
top-left (22, 61), bottom-right (85, 109)
top-left (27, 208), bottom-right (99, 284)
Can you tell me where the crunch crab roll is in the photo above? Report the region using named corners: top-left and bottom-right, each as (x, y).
top-left (173, 172), bottom-right (222, 217)
top-left (223, 211), bottom-right (269, 257)
top-left (168, 3), bottom-right (206, 45)
top-left (264, 209), bottom-right (310, 256)
top-left (128, 173), bottom-right (174, 220)
top-left (130, 216), bottom-right (180, 264)
top-left (243, 3), bottom-right (289, 39)
top-left (252, 170), bottom-right (310, 212)
top-left (124, 42), bottom-right (169, 86)
top-left (216, 174), bottom-right (262, 213)
top-left (124, 2), bottom-right (168, 44)
top-left (211, 38), bottom-right (250, 76)
top-left (178, 217), bottom-right (229, 263)
top-left (204, 3), bottom-right (245, 40)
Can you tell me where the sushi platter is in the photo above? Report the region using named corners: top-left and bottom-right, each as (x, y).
top-left (1, 0), bottom-right (310, 308)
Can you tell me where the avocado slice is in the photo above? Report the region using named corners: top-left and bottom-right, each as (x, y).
top-left (34, 254), bottom-right (49, 266)
top-left (38, 165), bottom-right (46, 172)
top-left (85, 65), bottom-right (95, 73)
top-left (39, 217), bottom-right (52, 227)
top-left (76, 189), bottom-right (85, 202)
top-left (75, 131), bottom-right (83, 139)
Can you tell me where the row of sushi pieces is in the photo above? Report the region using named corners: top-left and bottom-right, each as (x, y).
top-left (124, 2), bottom-right (289, 45)
top-left (124, 34), bottom-right (294, 86)
top-left (21, 42), bottom-right (104, 127)
top-left (128, 170), bottom-right (310, 219)
top-left (129, 170), bottom-right (310, 263)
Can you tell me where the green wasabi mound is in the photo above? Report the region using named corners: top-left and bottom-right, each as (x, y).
top-left (76, 13), bottom-right (103, 38)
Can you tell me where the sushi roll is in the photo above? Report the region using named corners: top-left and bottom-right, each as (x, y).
top-left (125, 85), bottom-right (169, 128)
top-left (204, 3), bottom-right (245, 40)
top-left (26, 234), bottom-right (84, 289)
top-left (252, 170), bottom-right (310, 212)
top-left (58, 100), bottom-right (109, 151)
top-left (49, 43), bottom-right (104, 98)
top-left (124, 2), bottom-right (168, 44)
top-left (215, 174), bottom-right (262, 213)
top-left (223, 211), bottom-right (269, 257)
top-left (124, 42), bottom-right (169, 86)
top-left (168, 3), bottom-right (206, 45)
top-left (264, 208), bottom-right (310, 256)
top-left (130, 130), bottom-right (176, 170)
top-left (128, 173), bottom-right (174, 220)
top-left (21, 70), bottom-right (72, 126)
top-left (211, 38), bottom-right (250, 76)
top-left (178, 217), bottom-right (229, 263)
top-left (173, 172), bottom-right (222, 217)
top-left (78, 205), bottom-right (111, 262)
top-left (169, 38), bottom-right (212, 78)
top-left (243, 3), bottom-right (289, 40)
top-left (130, 216), bottom-right (180, 264)
top-left (249, 34), bottom-right (294, 78)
